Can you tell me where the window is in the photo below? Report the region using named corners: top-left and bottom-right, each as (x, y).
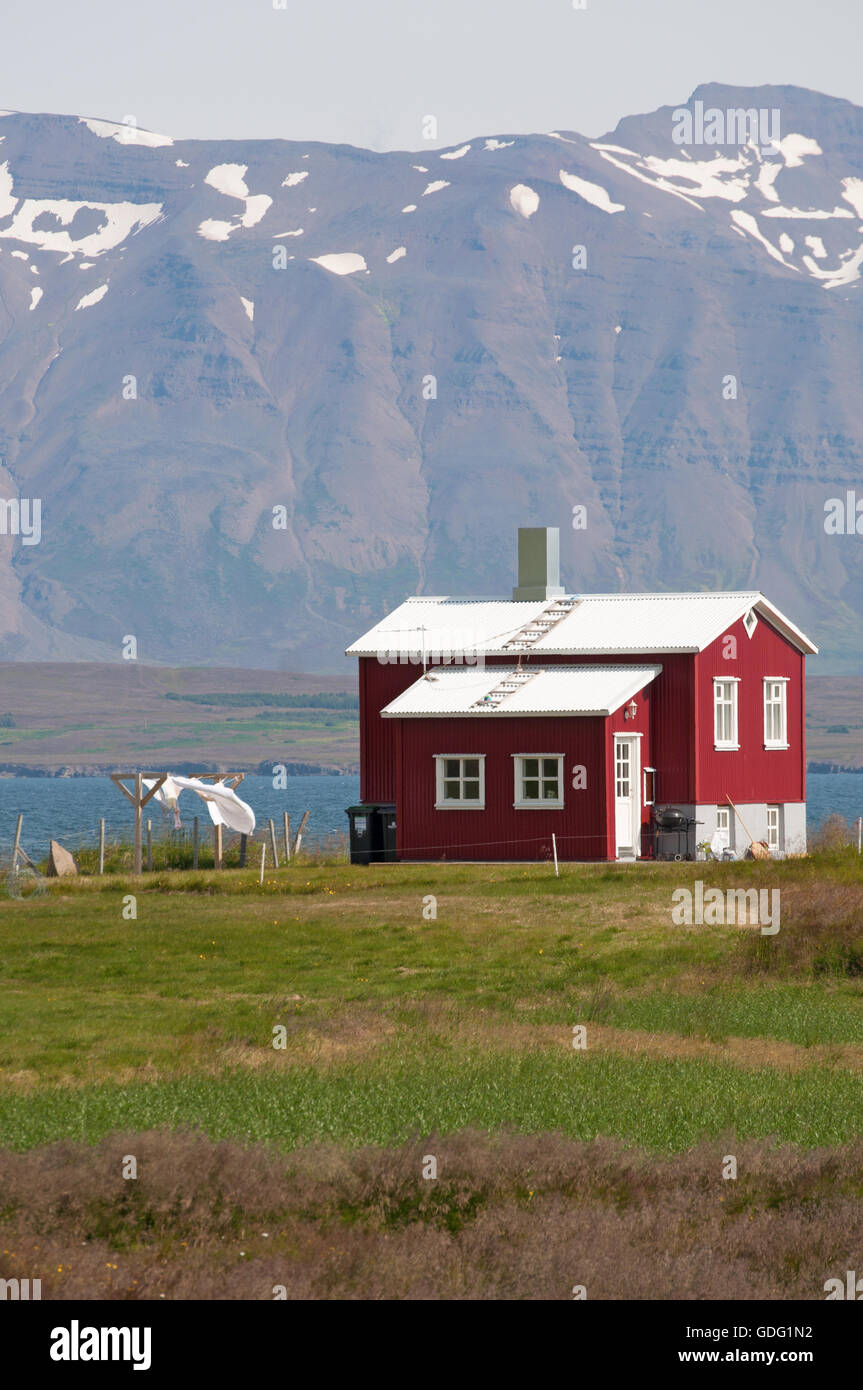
top-left (715, 806), bottom-right (732, 848)
top-left (766, 805), bottom-right (781, 850)
top-left (763, 678), bottom-right (788, 748)
top-left (743, 609), bottom-right (758, 639)
top-left (434, 755), bottom-right (485, 809)
top-left (513, 754), bottom-right (564, 808)
top-left (714, 679), bottom-right (739, 748)
top-left (643, 767), bottom-right (656, 806)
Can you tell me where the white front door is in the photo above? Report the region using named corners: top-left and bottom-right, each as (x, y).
top-left (614, 736), bottom-right (640, 857)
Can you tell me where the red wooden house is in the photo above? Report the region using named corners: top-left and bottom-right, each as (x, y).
top-left (346, 528), bottom-right (818, 863)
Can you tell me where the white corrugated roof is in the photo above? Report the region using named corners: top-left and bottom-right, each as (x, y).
top-left (381, 664), bottom-right (663, 718)
top-left (347, 592), bottom-right (818, 656)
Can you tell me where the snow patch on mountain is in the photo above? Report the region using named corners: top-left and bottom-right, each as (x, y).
top-left (75, 282), bottom-right (109, 310)
top-left (640, 152), bottom-right (749, 202)
top-left (592, 142), bottom-right (639, 157)
top-left (310, 252), bottom-right (367, 275)
top-left (485, 139), bottom-right (514, 151)
top-left (777, 134), bottom-right (823, 167)
top-left (762, 204), bottom-right (853, 219)
top-left (80, 118), bottom-right (173, 147)
top-left (199, 164), bottom-right (272, 239)
top-left (440, 145), bottom-right (470, 160)
top-left (29, 286), bottom-right (42, 310)
top-left (0, 161), bottom-right (17, 218)
top-left (206, 164), bottom-right (251, 199)
top-left (402, 204), bottom-right (417, 213)
top-left (730, 210), bottom-right (798, 269)
top-left (241, 297), bottom-right (254, 321)
top-left (841, 178), bottom-right (863, 219)
top-left (0, 172), bottom-right (162, 257)
top-left (755, 161), bottom-right (782, 202)
top-left (804, 244), bottom-right (863, 288)
top-left (282, 172), bottom-right (309, 187)
top-left (273, 228), bottom-right (304, 238)
top-left (421, 181), bottom-right (449, 196)
top-left (197, 220), bottom-right (234, 242)
top-left (805, 235), bottom-right (827, 258)
top-left (559, 169), bottom-right (624, 213)
top-left (386, 246), bottom-right (406, 262)
top-left (509, 184), bottom-right (539, 218)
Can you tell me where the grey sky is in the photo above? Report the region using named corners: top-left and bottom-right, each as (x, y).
top-left (6, 0), bottom-right (863, 150)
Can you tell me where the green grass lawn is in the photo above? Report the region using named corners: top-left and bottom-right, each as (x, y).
top-left (1, 855), bottom-right (862, 1154)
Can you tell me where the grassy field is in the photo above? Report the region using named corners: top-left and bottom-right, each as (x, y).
top-left (0, 662), bottom-right (358, 771)
top-left (0, 664), bottom-right (860, 773)
top-left (2, 852), bottom-right (862, 1298)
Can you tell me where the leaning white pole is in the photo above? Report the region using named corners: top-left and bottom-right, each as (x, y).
top-left (259, 841), bottom-right (266, 885)
top-left (552, 832), bottom-right (559, 877)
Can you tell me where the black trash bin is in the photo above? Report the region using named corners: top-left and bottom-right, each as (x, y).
top-left (346, 805), bottom-right (375, 865)
top-left (346, 804), bottom-right (398, 865)
top-left (379, 805), bottom-right (397, 861)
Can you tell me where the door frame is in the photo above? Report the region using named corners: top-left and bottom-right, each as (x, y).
top-left (613, 733), bottom-right (642, 859)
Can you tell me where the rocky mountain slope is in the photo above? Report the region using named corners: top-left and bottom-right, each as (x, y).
top-left (0, 83), bottom-right (862, 671)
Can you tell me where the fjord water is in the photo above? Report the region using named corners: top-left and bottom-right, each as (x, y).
top-left (0, 774), bottom-right (361, 859)
top-left (0, 773), bottom-right (858, 859)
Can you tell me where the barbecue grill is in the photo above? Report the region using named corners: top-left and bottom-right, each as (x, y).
top-left (651, 806), bottom-right (699, 861)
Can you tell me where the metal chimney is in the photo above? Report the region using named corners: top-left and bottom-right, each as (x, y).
top-left (512, 527), bottom-right (565, 601)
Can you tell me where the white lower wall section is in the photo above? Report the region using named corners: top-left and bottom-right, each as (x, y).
top-left (653, 802), bottom-right (807, 859)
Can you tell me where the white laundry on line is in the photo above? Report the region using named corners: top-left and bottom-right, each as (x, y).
top-left (168, 775), bottom-right (256, 836)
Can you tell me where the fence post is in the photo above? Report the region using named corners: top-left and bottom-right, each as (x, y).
top-left (858, 816), bottom-right (862, 855)
top-left (133, 772), bottom-right (143, 874)
top-left (552, 832), bottom-right (559, 878)
top-left (214, 823), bottom-right (223, 871)
top-left (12, 813), bottom-right (23, 874)
top-left (283, 812), bottom-right (291, 863)
top-left (293, 810), bottom-right (309, 858)
top-left (239, 833), bottom-right (247, 868)
top-left (193, 816), bottom-right (199, 870)
top-left (98, 818), bottom-right (105, 875)
top-left (259, 841), bottom-right (266, 885)
top-left (146, 818), bottom-right (152, 872)
top-left (269, 818), bottom-right (279, 869)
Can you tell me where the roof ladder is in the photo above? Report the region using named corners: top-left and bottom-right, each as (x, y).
top-left (471, 667), bottom-right (539, 711)
top-left (502, 595), bottom-right (578, 653)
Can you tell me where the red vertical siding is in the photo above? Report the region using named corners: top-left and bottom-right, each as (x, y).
top-left (695, 618), bottom-right (805, 803)
top-left (395, 714), bottom-right (610, 861)
top-left (360, 657), bottom-right (423, 802)
top-left (518, 651), bottom-right (694, 804)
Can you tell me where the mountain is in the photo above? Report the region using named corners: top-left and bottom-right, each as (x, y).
top-left (0, 83), bottom-right (862, 672)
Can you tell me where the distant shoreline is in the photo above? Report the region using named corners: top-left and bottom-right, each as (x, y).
top-left (0, 762), bottom-right (357, 778)
top-left (0, 762), bottom-right (850, 778)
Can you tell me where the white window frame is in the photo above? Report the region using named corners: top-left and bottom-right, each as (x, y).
top-left (434, 754), bottom-right (485, 809)
top-left (713, 677), bottom-right (740, 750)
top-left (643, 766), bottom-right (656, 806)
top-left (763, 677), bottom-right (789, 749)
top-left (715, 806), bottom-right (733, 849)
top-left (512, 753), bottom-right (564, 809)
top-left (766, 805), bottom-right (781, 850)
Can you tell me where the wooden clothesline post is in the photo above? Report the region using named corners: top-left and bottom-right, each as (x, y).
top-left (110, 773), bottom-right (167, 874)
top-left (110, 771), bottom-right (247, 873)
